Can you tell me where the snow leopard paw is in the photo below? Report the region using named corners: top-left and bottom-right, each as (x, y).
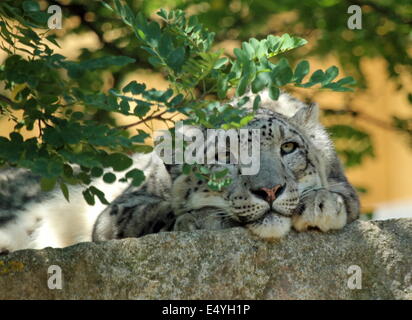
top-left (292, 189), bottom-right (347, 232)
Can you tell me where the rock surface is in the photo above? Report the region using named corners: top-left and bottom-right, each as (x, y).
top-left (0, 218), bottom-right (411, 299)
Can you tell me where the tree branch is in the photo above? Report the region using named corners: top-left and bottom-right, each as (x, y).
top-left (0, 93), bottom-right (15, 107)
top-left (117, 110), bottom-right (170, 130)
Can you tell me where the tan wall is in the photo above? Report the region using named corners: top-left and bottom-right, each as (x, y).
top-left (302, 57), bottom-right (412, 211)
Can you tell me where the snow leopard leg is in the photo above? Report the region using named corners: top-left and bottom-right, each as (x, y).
top-left (92, 188), bottom-right (175, 241)
top-left (92, 153), bottom-right (175, 241)
top-left (173, 208), bottom-right (241, 232)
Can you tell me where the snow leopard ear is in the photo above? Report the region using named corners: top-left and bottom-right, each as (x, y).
top-left (290, 103), bottom-right (320, 126)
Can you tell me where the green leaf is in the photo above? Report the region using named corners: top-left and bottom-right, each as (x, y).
top-left (158, 33), bottom-right (174, 58)
top-left (265, 34), bottom-right (307, 57)
top-left (103, 172), bottom-right (116, 183)
top-left (46, 35), bottom-right (60, 48)
top-left (237, 96), bottom-right (250, 107)
top-left (160, 88), bottom-right (174, 102)
top-left (269, 86), bottom-right (280, 100)
top-left (91, 167), bottom-right (103, 177)
top-left (242, 42), bottom-right (255, 59)
top-left (217, 75), bottom-right (229, 99)
top-left (322, 66), bottom-right (339, 85)
top-left (47, 160), bottom-right (63, 177)
top-left (271, 58), bottom-right (293, 86)
top-left (336, 76), bottom-right (356, 86)
top-left (123, 81), bottom-right (146, 94)
top-left (100, 1), bottom-right (114, 11)
top-left (146, 21), bottom-right (161, 47)
top-left (213, 168), bottom-right (229, 179)
top-left (279, 34), bottom-right (307, 52)
top-left (60, 182), bottom-right (70, 202)
top-left (239, 114), bottom-right (254, 127)
top-left (40, 177), bottom-right (56, 192)
top-left (213, 57), bottom-right (229, 69)
top-left (10, 132), bottom-right (23, 143)
top-left (233, 47), bottom-right (248, 63)
top-left (293, 60), bottom-right (310, 84)
top-left (134, 100), bottom-right (151, 117)
top-left (82, 189), bottom-right (95, 206)
top-left (182, 163), bottom-right (192, 175)
top-left (125, 168), bottom-right (145, 186)
top-left (168, 94), bottom-right (184, 107)
top-left (23, 1), bottom-right (40, 12)
top-left (104, 153), bottom-right (133, 171)
top-left (65, 56), bottom-right (135, 77)
top-left (267, 35), bottom-right (281, 50)
top-left (63, 164), bottom-right (74, 178)
top-left (148, 56), bottom-right (162, 67)
top-left (130, 130), bottom-right (149, 143)
top-left (251, 72), bottom-right (270, 93)
top-left (133, 145), bottom-right (153, 153)
top-left (253, 95), bottom-right (261, 111)
top-left (157, 9), bottom-right (168, 20)
top-left (236, 75), bottom-right (249, 97)
top-left (309, 69), bottom-right (325, 83)
top-left (42, 128), bottom-right (63, 147)
top-left (167, 47), bottom-right (185, 73)
top-left (119, 99), bottom-right (130, 114)
top-left (199, 166), bottom-right (209, 174)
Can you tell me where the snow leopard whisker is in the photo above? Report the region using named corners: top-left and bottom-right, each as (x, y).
top-left (300, 183), bottom-right (343, 198)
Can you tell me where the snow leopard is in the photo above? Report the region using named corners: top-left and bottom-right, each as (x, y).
top-left (0, 91), bottom-right (359, 253)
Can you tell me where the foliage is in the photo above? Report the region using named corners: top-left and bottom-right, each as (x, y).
top-left (21, 0), bottom-right (410, 168)
top-left (0, 0), bottom-right (356, 203)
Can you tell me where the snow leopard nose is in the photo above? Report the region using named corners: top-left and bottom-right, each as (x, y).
top-left (251, 184), bottom-right (285, 203)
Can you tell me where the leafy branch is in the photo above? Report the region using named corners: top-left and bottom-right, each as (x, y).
top-left (0, 1), bottom-right (357, 201)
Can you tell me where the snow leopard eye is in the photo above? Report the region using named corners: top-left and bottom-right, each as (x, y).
top-left (280, 142), bottom-right (298, 155)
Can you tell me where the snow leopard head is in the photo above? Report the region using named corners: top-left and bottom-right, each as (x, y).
top-left (170, 92), bottom-right (334, 239)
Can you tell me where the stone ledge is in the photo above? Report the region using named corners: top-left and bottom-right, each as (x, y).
top-left (0, 218), bottom-right (411, 299)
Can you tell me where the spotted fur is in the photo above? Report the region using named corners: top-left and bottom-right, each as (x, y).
top-left (93, 91), bottom-right (360, 241)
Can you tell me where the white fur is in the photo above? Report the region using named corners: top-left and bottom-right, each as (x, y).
top-left (292, 193), bottom-right (347, 232)
top-left (0, 178), bottom-right (129, 251)
top-left (247, 214), bottom-right (292, 239)
top-left (187, 193), bottom-right (230, 211)
top-left (0, 154), bottom-right (158, 252)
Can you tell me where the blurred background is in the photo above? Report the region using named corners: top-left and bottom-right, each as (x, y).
top-left (1, 0), bottom-right (411, 219)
